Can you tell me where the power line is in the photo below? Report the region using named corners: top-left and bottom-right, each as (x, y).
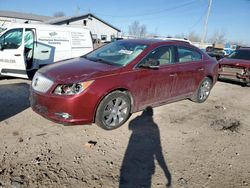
top-left (188, 5), bottom-right (208, 31)
top-left (94, 0), bottom-right (198, 18)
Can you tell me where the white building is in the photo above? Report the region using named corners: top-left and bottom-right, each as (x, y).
top-left (0, 11), bottom-right (121, 42)
top-left (46, 13), bottom-right (121, 42)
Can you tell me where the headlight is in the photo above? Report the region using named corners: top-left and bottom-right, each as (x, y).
top-left (54, 80), bottom-right (94, 95)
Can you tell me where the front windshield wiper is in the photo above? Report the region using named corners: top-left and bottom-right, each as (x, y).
top-left (95, 58), bottom-right (114, 65)
top-left (85, 57), bottom-right (117, 66)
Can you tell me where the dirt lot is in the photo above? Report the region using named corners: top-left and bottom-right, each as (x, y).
top-left (0, 78), bottom-right (249, 188)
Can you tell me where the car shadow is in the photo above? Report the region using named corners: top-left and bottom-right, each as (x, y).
top-left (119, 107), bottom-right (171, 188)
top-left (0, 83), bottom-right (30, 122)
top-left (218, 78), bottom-right (247, 87)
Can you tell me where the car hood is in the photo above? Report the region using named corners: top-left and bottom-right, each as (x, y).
top-left (38, 57), bottom-right (120, 83)
top-left (219, 58), bottom-right (250, 68)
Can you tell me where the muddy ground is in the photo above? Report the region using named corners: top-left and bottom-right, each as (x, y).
top-left (0, 78), bottom-right (249, 188)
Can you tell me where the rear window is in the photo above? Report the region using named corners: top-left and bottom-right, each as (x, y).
top-left (227, 49), bottom-right (250, 61)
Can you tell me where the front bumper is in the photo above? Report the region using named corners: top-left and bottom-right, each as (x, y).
top-left (30, 89), bottom-right (98, 125)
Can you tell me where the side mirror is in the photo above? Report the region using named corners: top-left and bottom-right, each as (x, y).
top-left (140, 58), bottom-right (160, 69)
top-left (0, 43), bottom-right (3, 51)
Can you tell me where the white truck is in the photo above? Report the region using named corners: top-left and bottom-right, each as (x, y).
top-left (0, 23), bottom-right (93, 79)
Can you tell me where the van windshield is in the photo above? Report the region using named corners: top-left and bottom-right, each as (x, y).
top-left (84, 41), bottom-right (148, 66)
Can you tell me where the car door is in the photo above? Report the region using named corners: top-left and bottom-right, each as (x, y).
top-left (171, 46), bottom-right (205, 98)
top-left (24, 28), bottom-right (35, 70)
top-left (0, 28), bottom-right (28, 78)
top-left (132, 45), bottom-right (176, 109)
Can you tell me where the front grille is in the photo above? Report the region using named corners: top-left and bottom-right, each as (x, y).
top-left (32, 72), bottom-right (54, 93)
top-left (221, 66), bottom-right (244, 74)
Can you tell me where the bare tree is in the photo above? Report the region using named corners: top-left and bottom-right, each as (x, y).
top-left (53, 11), bottom-right (65, 17)
top-left (187, 32), bottom-right (201, 42)
top-left (174, 33), bottom-right (186, 39)
top-left (128, 21), bottom-right (147, 38)
top-left (139, 24), bottom-right (147, 38)
top-left (208, 30), bottom-right (226, 44)
top-left (228, 40), bottom-right (249, 47)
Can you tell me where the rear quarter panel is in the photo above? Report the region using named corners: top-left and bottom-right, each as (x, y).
top-left (203, 54), bottom-right (219, 85)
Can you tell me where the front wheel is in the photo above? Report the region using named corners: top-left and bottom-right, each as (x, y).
top-left (191, 77), bottom-right (212, 103)
top-left (95, 91), bottom-right (131, 130)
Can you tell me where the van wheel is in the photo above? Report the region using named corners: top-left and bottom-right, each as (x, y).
top-left (27, 69), bottom-right (37, 80)
top-left (95, 91), bottom-right (131, 130)
top-left (191, 77), bottom-right (212, 103)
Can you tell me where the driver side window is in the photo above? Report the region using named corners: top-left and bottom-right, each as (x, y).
top-left (0, 28), bottom-right (23, 50)
top-left (140, 46), bottom-right (174, 66)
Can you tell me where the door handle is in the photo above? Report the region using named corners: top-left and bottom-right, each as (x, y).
top-left (170, 73), bottom-right (177, 77)
top-left (198, 68), bottom-right (204, 71)
top-left (14, 54), bottom-right (21, 56)
top-left (41, 50), bottom-right (49, 53)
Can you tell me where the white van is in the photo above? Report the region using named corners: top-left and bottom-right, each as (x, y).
top-left (0, 23), bottom-right (93, 79)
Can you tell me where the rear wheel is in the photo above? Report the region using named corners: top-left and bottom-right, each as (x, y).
top-left (191, 77), bottom-right (212, 103)
top-left (95, 91), bottom-right (131, 130)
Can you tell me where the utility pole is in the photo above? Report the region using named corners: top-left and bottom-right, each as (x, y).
top-left (201, 0), bottom-right (212, 46)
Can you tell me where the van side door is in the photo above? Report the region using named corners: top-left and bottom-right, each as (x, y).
top-left (0, 28), bottom-right (28, 78)
top-left (24, 28), bottom-right (35, 70)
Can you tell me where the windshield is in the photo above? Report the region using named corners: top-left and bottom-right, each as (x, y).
top-left (227, 49), bottom-right (250, 61)
top-left (85, 41), bottom-right (148, 66)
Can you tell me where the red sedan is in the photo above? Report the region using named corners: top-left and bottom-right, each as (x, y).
top-left (219, 47), bottom-right (250, 86)
top-left (30, 39), bottom-right (218, 130)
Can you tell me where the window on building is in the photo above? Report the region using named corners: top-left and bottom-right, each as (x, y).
top-left (101, 35), bottom-right (107, 41)
top-left (83, 20), bottom-right (87, 26)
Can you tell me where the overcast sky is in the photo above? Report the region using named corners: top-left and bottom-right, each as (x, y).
top-left (1, 0), bottom-right (250, 44)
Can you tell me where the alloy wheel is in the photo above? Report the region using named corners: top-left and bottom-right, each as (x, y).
top-left (103, 97), bottom-right (129, 127)
top-left (199, 80), bottom-right (211, 100)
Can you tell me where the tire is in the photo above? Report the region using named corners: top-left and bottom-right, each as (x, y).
top-left (191, 77), bottom-right (212, 103)
top-left (27, 69), bottom-right (37, 80)
top-left (95, 91), bottom-right (131, 130)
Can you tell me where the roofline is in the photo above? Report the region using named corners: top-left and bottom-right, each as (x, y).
top-left (0, 10), bottom-right (52, 21)
top-left (51, 13), bottom-right (121, 32)
top-left (0, 15), bottom-right (42, 21)
top-left (2, 23), bottom-right (91, 31)
top-left (89, 13), bottom-right (121, 32)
